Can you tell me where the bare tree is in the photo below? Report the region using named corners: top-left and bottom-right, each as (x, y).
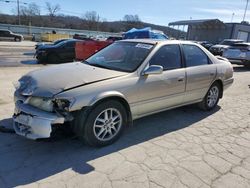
top-left (20, 3), bottom-right (40, 16)
top-left (123, 14), bottom-right (142, 30)
top-left (45, 2), bottom-right (60, 17)
top-left (83, 11), bottom-right (100, 30)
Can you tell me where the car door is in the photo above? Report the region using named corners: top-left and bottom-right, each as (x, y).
top-left (181, 44), bottom-right (217, 103)
top-left (59, 41), bottom-right (76, 61)
top-left (136, 44), bottom-right (186, 116)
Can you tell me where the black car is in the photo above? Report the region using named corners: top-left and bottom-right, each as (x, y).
top-left (36, 39), bottom-right (81, 64)
top-left (196, 41), bottom-right (214, 50)
top-left (0, 29), bottom-right (23, 42)
top-left (209, 39), bottom-right (244, 56)
top-left (35, 38), bottom-right (69, 50)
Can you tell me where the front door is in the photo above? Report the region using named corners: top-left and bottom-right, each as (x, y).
top-left (136, 44), bottom-right (186, 116)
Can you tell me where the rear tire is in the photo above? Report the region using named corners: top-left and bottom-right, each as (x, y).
top-left (14, 37), bottom-right (21, 42)
top-left (198, 82), bottom-right (221, 111)
top-left (76, 100), bottom-right (127, 147)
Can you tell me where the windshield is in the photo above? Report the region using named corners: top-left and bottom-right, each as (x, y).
top-left (84, 42), bottom-right (154, 72)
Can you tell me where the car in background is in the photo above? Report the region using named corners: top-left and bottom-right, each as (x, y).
top-left (13, 39), bottom-right (233, 147)
top-left (196, 41), bottom-right (214, 50)
top-left (209, 39), bottom-right (244, 56)
top-left (35, 38), bottom-right (69, 50)
top-left (222, 43), bottom-right (250, 68)
top-left (36, 39), bottom-right (81, 64)
top-left (0, 29), bottom-right (23, 42)
top-left (73, 34), bottom-right (90, 40)
top-left (106, 36), bottom-right (123, 42)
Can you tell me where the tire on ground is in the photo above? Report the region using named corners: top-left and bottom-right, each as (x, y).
top-left (198, 82), bottom-right (221, 111)
top-left (76, 100), bottom-right (128, 147)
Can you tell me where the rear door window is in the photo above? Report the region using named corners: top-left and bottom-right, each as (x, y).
top-left (182, 44), bottom-right (210, 67)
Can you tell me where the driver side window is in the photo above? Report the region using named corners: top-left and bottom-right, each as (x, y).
top-left (149, 44), bottom-right (182, 70)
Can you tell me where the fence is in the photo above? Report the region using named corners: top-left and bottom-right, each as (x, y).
top-left (0, 23), bottom-right (121, 41)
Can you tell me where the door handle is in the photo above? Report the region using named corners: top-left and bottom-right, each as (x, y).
top-left (177, 77), bottom-right (184, 82)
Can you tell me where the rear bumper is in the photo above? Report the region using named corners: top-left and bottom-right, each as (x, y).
top-left (13, 101), bottom-right (65, 140)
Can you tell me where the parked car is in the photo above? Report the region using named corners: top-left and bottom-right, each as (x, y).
top-left (209, 39), bottom-right (244, 56)
top-left (222, 43), bottom-right (250, 68)
top-left (13, 39), bottom-right (233, 146)
top-left (196, 41), bottom-right (214, 50)
top-left (0, 29), bottom-right (23, 42)
top-left (73, 34), bottom-right (89, 40)
top-left (106, 36), bottom-right (123, 42)
top-left (35, 38), bottom-right (69, 50)
top-left (36, 39), bottom-right (81, 64)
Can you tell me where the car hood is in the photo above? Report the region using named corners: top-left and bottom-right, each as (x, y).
top-left (18, 62), bottom-right (128, 97)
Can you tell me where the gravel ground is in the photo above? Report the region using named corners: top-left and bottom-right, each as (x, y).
top-left (0, 42), bottom-right (250, 188)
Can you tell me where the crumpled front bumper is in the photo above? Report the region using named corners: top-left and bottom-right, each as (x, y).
top-left (13, 101), bottom-right (65, 140)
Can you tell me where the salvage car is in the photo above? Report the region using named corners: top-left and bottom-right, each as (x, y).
top-left (222, 43), bottom-right (250, 68)
top-left (35, 38), bottom-right (69, 50)
top-left (0, 29), bottom-right (23, 42)
top-left (36, 39), bottom-right (81, 64)
top-left (209, 39), bottom-right (243, 56)
top-left (13, 39), bottom-right (234, 147)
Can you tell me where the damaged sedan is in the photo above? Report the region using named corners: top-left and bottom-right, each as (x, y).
top-left (13, 39), bottom-right (234, 147)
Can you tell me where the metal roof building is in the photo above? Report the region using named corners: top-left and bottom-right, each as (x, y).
top-left (169, 19), bottom-right (250, 43)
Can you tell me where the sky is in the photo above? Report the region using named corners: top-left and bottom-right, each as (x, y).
top-left (0, 0), bottom-right (249, 26)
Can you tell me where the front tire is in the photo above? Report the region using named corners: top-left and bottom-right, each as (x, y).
top-left (199, 82), bottom-right (221, 111)
top-left (77, 100), bottom-right (127, 147)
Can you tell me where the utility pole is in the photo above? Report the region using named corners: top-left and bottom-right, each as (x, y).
top-left (17, 0), bottom-right (20, 25)
top-left (231, 13), bottom-right (235, 22)
top-left (243, 0), bottom-right (249, 21)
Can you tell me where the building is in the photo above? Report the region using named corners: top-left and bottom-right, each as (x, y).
top-left (169, 19), bottom-right (250, 43)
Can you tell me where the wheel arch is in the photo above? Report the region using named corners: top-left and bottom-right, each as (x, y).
top-left (88, 91), bottom-right (133, 126)
top-left (214, 79), bottom-right (223, 98)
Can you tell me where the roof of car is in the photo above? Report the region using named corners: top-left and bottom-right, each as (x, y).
top-left (118, 39), bottom-right (199, 45)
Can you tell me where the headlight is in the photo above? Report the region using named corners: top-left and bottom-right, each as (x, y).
top-left (28, 97), bottom-right (54, 112)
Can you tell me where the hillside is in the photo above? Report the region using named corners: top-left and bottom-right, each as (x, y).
top-left (0, 14), bottom-right (186, 38)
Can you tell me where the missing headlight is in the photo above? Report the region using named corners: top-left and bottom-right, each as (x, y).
top-left (54, 98), bottom-right (75, 111)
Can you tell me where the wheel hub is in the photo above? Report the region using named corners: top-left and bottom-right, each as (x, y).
top-left (93, 108), bottom-right (122, 141)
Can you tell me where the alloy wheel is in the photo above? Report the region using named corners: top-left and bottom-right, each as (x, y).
top-left (93, 108), bottom-right (122, 141)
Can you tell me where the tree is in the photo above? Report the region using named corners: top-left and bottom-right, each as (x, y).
top-left (83, 11), bottom-right (100, 30)
top-left (45, 2), bottom-right (60, 17)
top-left (20, 3), bottom-right (40, 16)
top-left (123, 14), bottom-right (142, 30)
top-left (123, 14), bottom-right (141, 22)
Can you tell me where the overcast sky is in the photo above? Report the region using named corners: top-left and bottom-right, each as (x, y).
top-left (0, 0), bottom-right (249, 25)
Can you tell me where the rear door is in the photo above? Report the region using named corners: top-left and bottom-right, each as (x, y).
top-left (182, 44), bottom-right (216, 103)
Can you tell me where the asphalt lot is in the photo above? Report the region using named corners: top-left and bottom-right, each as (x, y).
top-left (0, 41), bottom-right (250, 188)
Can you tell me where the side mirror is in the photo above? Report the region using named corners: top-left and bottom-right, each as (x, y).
top-left (142, 65), bottom-right (163, 75)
